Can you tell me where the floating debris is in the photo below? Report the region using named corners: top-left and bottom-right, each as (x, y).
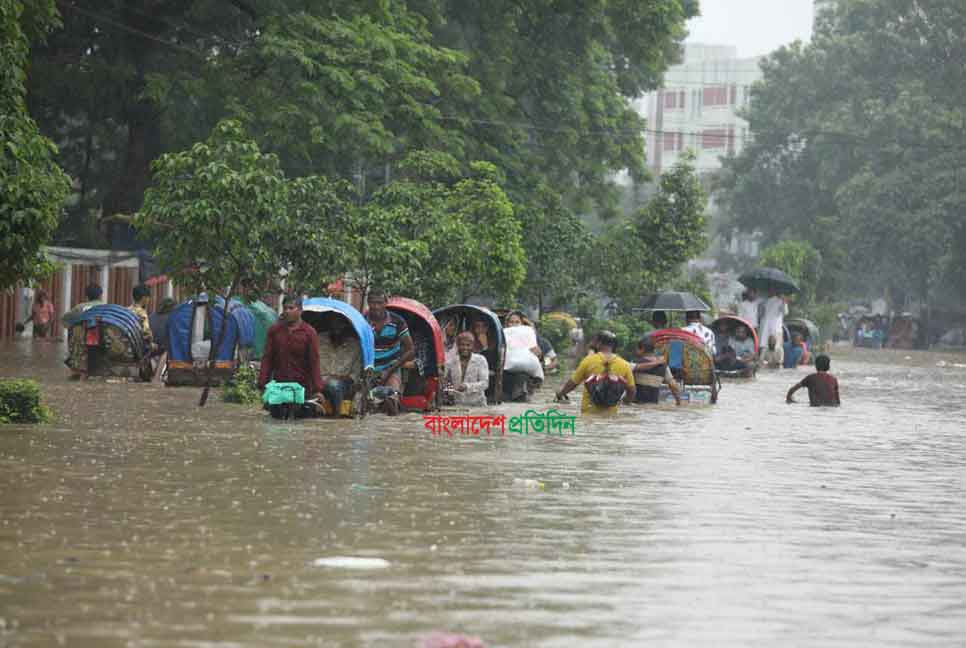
top-left (311, 556), bottom-right (390, 569)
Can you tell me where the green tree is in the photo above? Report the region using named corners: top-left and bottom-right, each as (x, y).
top-left (1, 0), bottom-right (70, 291)
top-left (758, 240), bottom-right (822, 309)
top-left (28, 0), bottom-right (697, 255)
top-left (594, 155), bottom-right (708, 311)
top-left (135, 119), bottom-right (348, 404)
top-left (27, 1), bottom-right (479, 244)
top-left (518, 185), bottom-right (591, 316)
top-left (322, 152), bottom-right (525, 306)
top-left (714, 0), bottom-right (966, 308)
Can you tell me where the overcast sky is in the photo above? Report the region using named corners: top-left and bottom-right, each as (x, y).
top-left (686, 0), bottom-right (814, 58)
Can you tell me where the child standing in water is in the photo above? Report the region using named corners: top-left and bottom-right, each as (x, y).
top-left (786, 354), bottom-right (840, 406)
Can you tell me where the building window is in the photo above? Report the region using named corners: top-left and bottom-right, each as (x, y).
top-left (702, 128), bottom-right (728, 150)
top-left (663, 131), bottom-right (678, 151)
top-left (702, 85), bottom-right (729, 107)
top-left (663, 89), bottom-right (684, 110)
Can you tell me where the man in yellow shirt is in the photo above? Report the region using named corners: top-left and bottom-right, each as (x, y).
top-left (555, 330), bottom-right (635, 414)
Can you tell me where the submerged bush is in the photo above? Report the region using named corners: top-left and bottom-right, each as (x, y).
top-left (538, 316), bottom-right (573, 355)
top-left (222, 365), bottom-right (260, 405)
top-left (0, 379), bottom-right (52, 424)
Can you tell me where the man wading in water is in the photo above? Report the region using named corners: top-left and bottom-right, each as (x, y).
top-left (258, 295), bottom-right (325, 418)
top-left (786, 354), bottom-right (840, 406)
top-left (366, 289), bottom-right (414, 416)
top-left (555, 330), bottom-right (635, 415)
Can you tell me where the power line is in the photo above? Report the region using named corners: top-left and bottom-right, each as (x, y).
top-left (59, 2), bottom-right (213, 59)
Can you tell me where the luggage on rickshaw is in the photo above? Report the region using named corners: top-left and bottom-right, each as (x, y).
top-left (386, 297), bottom-right (445, 412)
top-left (64, 304), bottom-right (151, 380)
top-left (302, 297), bottom-right (375, 417)
top-left (711, 315), bottom-right (759, 378)
top-left (433, 304), bottom-right (506, 404)
top-left (164, 294), bottom-right (255, 386)
top-left (649, 328), bottom-right (719, 404)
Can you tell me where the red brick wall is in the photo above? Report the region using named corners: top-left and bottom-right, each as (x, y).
top-left (0, 289), bottom-right (17, 340)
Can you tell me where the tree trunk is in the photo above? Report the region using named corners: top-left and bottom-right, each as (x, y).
top-left (102, 95), bottom-right (162, 244)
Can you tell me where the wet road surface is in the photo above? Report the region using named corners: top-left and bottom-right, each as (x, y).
top-left (2, 340), bottom-right (965, 646)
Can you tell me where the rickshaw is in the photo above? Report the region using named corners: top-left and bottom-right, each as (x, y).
top-left (711, 315), bottom-right (759, 378)
top-left (433, 304), bottom-right (506, 404)
top-left (302, 297), bottom-right (375, 417)
top-left (785, 317), bottom-right (820, 364)
top-left (886, 314), bottom-right (920, 349)
top-left (786, 318), bottom-right (819, 345)
top-left (649, 328), bottom-right (720, 404)
top-left (386, 297), bottom-right (445, 412)
top-left (164, 294), bottom-right (256, 386)
top-left (64, 304), bottom-right (151, 380)
top-left (853, 314), bottom-right (885, 349)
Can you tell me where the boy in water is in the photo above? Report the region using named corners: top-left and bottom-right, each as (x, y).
top-left (786, 354), bottom-right (840, 406)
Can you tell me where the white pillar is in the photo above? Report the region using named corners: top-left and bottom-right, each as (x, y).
top-left (343, 273), bottom-right (352, 306)
top-left (277, 277), bottom-right (286, 314)
top-left (15, 283), bottom-right (30, 324)
top-left (99, 264), bottom-right (110, 303)
top-left (163, 279), bottom-right (174, 299)
top-left (60, 263), bottom-right (72, 337)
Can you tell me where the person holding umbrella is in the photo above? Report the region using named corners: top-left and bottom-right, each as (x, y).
top-left (739, 268), bottom-right (798, 345)
top-left (760, 288), bottom-right (788, 347)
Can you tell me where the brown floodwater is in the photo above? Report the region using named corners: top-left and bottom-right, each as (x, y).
top-left (2, 339), bottom-right (965, 647)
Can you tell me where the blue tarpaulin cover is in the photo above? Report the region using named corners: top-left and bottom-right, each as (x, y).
top-left (167, 294), bottom-right (256, 362)
top-left (63, 304), bottom-right (146, 359)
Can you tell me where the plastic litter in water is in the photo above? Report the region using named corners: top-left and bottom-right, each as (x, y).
top-left (512, 478), bottom-right (545, 490)
top-left (311, 556), bottom-right (390, 569)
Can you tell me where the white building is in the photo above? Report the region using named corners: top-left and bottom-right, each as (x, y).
top-left (635, 44), bottom-right (763, 175)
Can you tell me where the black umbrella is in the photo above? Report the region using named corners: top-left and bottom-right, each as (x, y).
top-left (738, 267), bottom-right (800, 295)
top-left (638, 291), bottom-right (711, 312)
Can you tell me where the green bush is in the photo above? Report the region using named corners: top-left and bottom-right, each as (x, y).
top-left (538, 316), bottom-right (573, 354)
top-left (584, 314), bottom-right (652, 355)
top-left (222, 365), bottom-right (261, 405)
top-left (0, 379), bottom-right (52, 424)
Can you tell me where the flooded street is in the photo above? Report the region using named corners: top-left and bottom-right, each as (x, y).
top-left (2, 340), bottom-right (966, 647)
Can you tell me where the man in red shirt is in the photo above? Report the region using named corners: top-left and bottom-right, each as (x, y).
top-left (258, 295), bottom-right (324, 418)
top-left (786, 354), bottom-right (840, 406)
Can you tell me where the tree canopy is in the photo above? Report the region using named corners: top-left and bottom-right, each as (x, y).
top-left (0, 0), bottom-right (70, 291)
top-left (594, 153), bottom-right (708, 312)
top-left (26, 0), bottom-right (697, 251)
top-left (714, 0), bottom-right (966, 308)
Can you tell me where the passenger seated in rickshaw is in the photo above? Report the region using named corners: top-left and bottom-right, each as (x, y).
top-left (728, 325), bottom-right (756, 365)
top-left (317, 312), bottom-right (362, 416)
top-left (471, 317), bottom-right (499, 375)
top-left (440, 316), bottom-right (458, 365)
top-left (443, 332), bottom-right (489, 407)
top-left (401, 325), bottom-right (436, 396)
top-left (715, 345), bottom-right (747, 372)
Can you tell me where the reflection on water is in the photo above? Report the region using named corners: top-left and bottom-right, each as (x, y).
top-left (2, 339), bottom-right (966, 647)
